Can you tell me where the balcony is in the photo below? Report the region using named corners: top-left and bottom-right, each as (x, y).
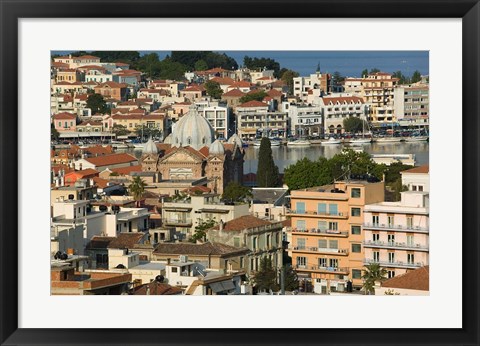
top-left (287, 210), bottom-right (348, 219)
top-left (363, 258), bottom-right (425, 269)
top-left (363, 240), bottom-right (429, 252)
top-left (292, 246), bottom-right (349, 256)
top-left (363, 223), bottom-right (429, 233)
top-left (163, 218), bottom-right (192, 227)
top-left (291, 228), bottom-right (349, 237)
top-left (295, 265), bottom-right (349, 274)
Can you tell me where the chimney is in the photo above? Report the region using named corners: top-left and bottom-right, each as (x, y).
top-left (79, 163), bottom-right (83, 170)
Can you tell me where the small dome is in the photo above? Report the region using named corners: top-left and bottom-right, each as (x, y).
top-left (163, 133), bottom-right (173, 144)
top-left (172, 106), bottom-right (215, 150)
top-left (228, 133), bottom-right (243, 148)
top-left (143, 138), bottom-right (158, 154)
top-left (209, 139), bottom-right (225, 155)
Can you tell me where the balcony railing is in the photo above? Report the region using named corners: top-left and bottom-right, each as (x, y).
top-left (363, 223), bottom-right (429, 233)
top-left (287, 210), bottom-right (348, 218)
top-left (363, 258), bottom-right (425, 269)
top-left (292, 246), bottom-right (349, 255)
top-left (363, 240), bottom-right (429, 251)
top-left (295, 265), bottom-right (349, 274)
top-left (291, 228), bottom-right (349, 237)
top-left (163, 218), bottom-right (192, 226)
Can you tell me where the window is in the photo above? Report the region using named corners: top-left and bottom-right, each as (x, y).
top-left (318, 221), bottom-right (327, 231)
top-left (351, 243), bottom-right (361, 253)
top-left (387, 215), bottom-right (394, 227)
top-left (233, 237), bottom-right (240, 247)
top-left (351, 225), bottom-right (361, 235)
top-left (418, 185), bottom-right (424, 191)
top-left (388, 234), bottom-right (395, 244)
top-left (351, 188), bottom-right (361, 198)
top-left (407, 215), bottom-right (413, 228)
top-left (388, 252), bottom-right (395, 263)
top-left (171, 267), bottom-right (178, 273)
top-left (329, 204), bottom-right (338, 215)
top-left (407, 234), bottom-right (414, 246)
top-left (373, 251), bottom-right (380, 262)
top-left (252, 237), bottom-right (257, 250)
top-left (329, 240), bottom-right (338, 249)
top-left (407, 253), bottom-right (415, 264)
top-left (328, 222), bottom-right (338, 231)
top-left (296, 256), bottom-right (307, 268)
top-left (296, 220), bottom-right (306, 230)
top-left (352, 269), bottom-right (362, 279)
top-left (329, 258), bottom-right (338, 268)
top-left (240, 257), bottom-right (244, 268)
top-left (296, 238), bottom-right (306, 249)
top-left (318, 239), bottom-right (327, 249)
top-left (266, 234), bottom-right (271, 248)
top-left (351, 207), bottom-right (361, 217)
top-left (250, 258), bottom-right (254, 270)
top-left (317, 203), bottom-right (326, 215)
top-left (388, 270), bottom-right (395, 279)
top-left (372, 215), bottom-right (379, 225)
top-left (318, 258), bottom-right (327, 267)
top-left (296, 202), bottom-right (306, 213)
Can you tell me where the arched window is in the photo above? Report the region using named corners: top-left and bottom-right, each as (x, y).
top-left (187, 137), bottom-right (192, 145)
top-left (202, 137), bottom-right (206, 144)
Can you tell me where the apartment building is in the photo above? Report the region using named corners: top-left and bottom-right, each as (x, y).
top-left (196, 103), bottom-right (229, 139)
top-left (363, 191), bottom-right (429, 278)
top-left (318, 96), bottom-right (367, 134)
top-left (237, 101), bottom-right (287, 139)
top-left (393, 84), bottom-right (429, 120)
top-left (343, 72), bottom-right (398, 125)
top-left (288, 180), bottom-right (384, 293)
top-left (401, 164), bottom-right (429, 192)
top-left (161, 194), bottom-right (250, 239)
top-left (293, 71), bottom-right (331, 102)
top-left (284, 103), bottom-right (323, 137)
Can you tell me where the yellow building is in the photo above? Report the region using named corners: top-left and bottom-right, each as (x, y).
top-left (288, 180), bottom-right (384, 293)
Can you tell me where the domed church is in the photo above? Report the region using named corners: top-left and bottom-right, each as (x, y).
top-left (140, 106), bottom-right (244, 194)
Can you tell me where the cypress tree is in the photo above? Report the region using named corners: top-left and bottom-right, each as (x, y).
top-left (256, 137), bottom-right (279, 187)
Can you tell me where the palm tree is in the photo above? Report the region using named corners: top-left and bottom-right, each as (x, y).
top-left (128, 176), bottom-right (146, 207)
top-left (361, 263), bottom-right (387, 295)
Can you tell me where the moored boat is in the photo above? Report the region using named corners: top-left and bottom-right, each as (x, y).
top-left (321, 137), bottom-right (342, 145)
top-left (287, 139), bottom-right (311, 147)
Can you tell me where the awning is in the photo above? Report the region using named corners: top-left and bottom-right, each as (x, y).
top-left (209, 280), bottom-right (235, 293)
top-left (198, 208), bottom-right (230, 214)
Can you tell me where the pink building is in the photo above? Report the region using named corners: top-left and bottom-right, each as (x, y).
top-left (363, 191), bottom-right (429, 279)
top-left (53, 112), bottom-right (77, 132)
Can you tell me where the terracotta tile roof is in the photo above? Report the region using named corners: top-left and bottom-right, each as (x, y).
top-left (222, 89), bottom-right (245, 97)
top-left (401, 164), bottom-right (429, 174)
top-left (281, 219), bottom-right (292, 227)
top-left (322, 96), bottom-right (364, 105)
top-left (57, 68), bottom-right (77, 73)
top-left (51, 62), bottom-right (69, 68)
top-left (238, 100), bottom-right (269, 108)
top-left (95, 81), bottom-right (127, 89)
top-left (53, 112), bottom-right (76, 120)
top-left (271, 80), bottom-right (286, 87)
top-left (139, 88), bottom-right (169, 95)
top-left (75, 94), bottom-right (89, 101)
top-left (183, 85), bottom-right (205, 92)
top-left (77, 55), bottom-right (100, 60)
top-left (92, 176), bottom-right (110, 188)
top-left (66, 168), bottom-right (99, 178)
top-left (217, 215), bottom-right (273, 232)
top-left (86, 236), bottom-right (115, 250)
top-left (133, 282), bottom-right (183, 295)
top-left (205, 67), bottom-right (229, 73)
top-left (183, 185), bottom-right (212, 194)
top-left (51, 165), bottom-right (75, 175)
top-left (111, 108), bottom-right (130, 114)
top-left (229, 81), bottom-right (252, 88)
top-left (153, 242), bottom-right (249, 256)
top-left (173, 101), bottom-right (192, 106)
top-left (108, 232), bottom-right (146, 249)
top-left (267, 89), bottom-right (283, 97)
top-left (115, 62), bottom-right (129, 67)
top-left (111, 165), bottom-right (143, 175)
top-left (381, 266), bottom-right (429, 291)
top-left (211, 76), bottom-right (235, 85)
top-left (84, 153), bottom-right (138, 167)
top-left (199, 146), bottom-right (210, 157)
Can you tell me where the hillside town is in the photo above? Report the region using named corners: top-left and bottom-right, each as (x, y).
top-left (50, 51), bottom-right (429, 295)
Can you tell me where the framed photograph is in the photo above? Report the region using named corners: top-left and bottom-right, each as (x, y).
top-left (1, 0), bottom-right (478, 345)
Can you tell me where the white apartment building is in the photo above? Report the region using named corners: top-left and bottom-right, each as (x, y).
top-left (293, 71), bottom-right (331, 102)
top-left (401, 164), bottom-right (429, 192)
top-left (196, 102), bottom-right (229, 139)
top-left (284, 103), bottom-right (323, 137)
top-left (85, 69), bottom-right (113, 83)
top-left (363, 191), bottom-right (429, 278)
top-left (317, 95), bottom-right (367, 134)
top-left (237, 101), bottom-right (287, 139)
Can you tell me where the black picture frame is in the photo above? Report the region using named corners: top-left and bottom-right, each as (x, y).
top-left (1, 1), bottom-right (478, 345)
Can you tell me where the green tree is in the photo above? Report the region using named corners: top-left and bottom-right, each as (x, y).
top-left (135, 126), bottom-right (162, 140)
top-left (111, 124), bottom-right (129, 137)
top-left (333, 71), bottom-right (345, 84)
top-left (170, 51), bottom-right (238, 70)
top-left (86, 93), bottom-right (108, 114)
top-left (191, 218), bottom-right (217, 243)
top-left (194, 59), bottom-right (208, 71)
top-left (204, 80), bottom-right (223, 99)
top-left (392, 70), bottom-right (408, 84)
top-left (280, 69), bottom-right (299, 95)
top-left (128, 176), bottom-right (146, 207)
top-left (361, 69), bottom-right (369, 78)
top-left (51, 123), bottom-right (60, 141)
top-left (329, 149), bottom-right (381, 181)
top-left (284, 157), bottom-right (331, 190)
top-left (411, 70), bottom-right (422, 83)
top-left (362, 263), bottom-right (387, 295)
top-left (282, 265), bottom-right (299, 291)
top-left (254, 257), bottom-right (279, 292)
top-left (369, 68), bottom-right (380, 74)
top-left (243, 56), bottom-right (281, 77)
top-left (343, 117), bottom-right (367, 133)
top-left (222, 182), bottom-right (252, 202)
top-left (239, 91), bottom-right (268, 104)
top-left (256, 138), bottom-right (279, 187)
